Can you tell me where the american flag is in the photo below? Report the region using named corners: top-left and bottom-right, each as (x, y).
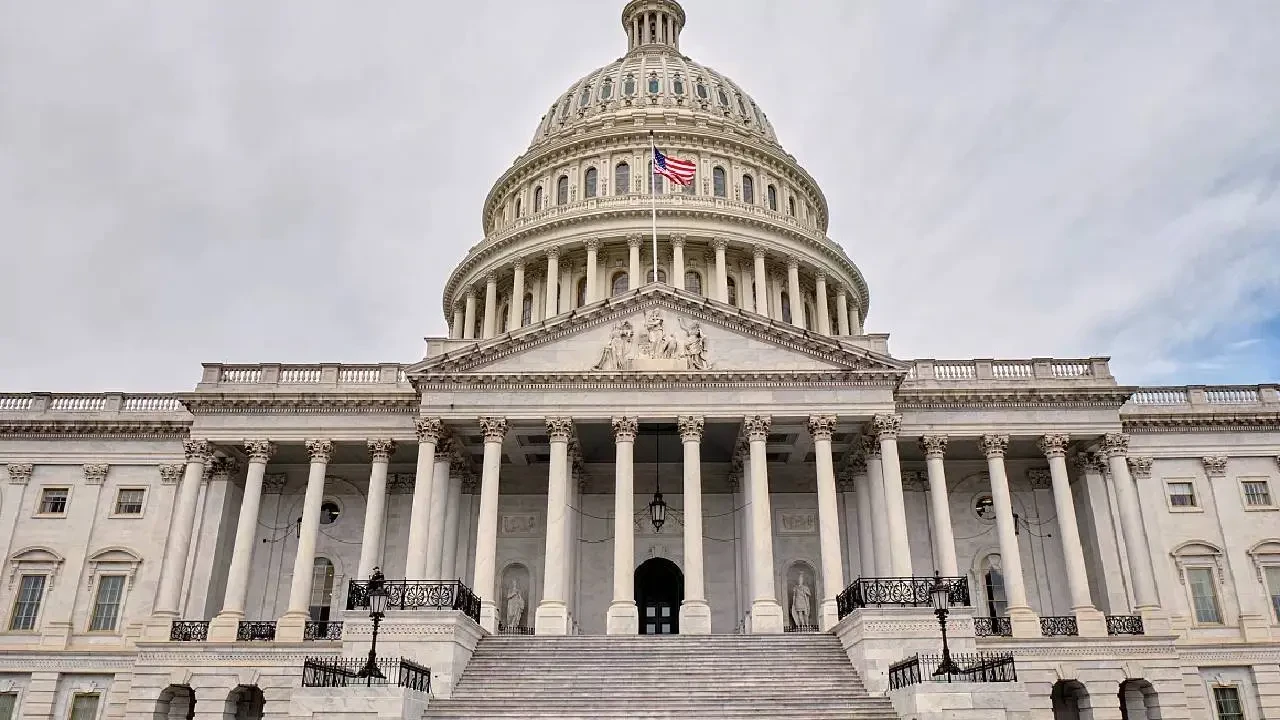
top-left (653, 148), bottom-right (696, 186)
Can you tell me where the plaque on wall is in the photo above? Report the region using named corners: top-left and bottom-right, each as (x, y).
top-left (499, 513), bottom-right (541, 537)
top-left (776, 509), bottom-right (817, 535)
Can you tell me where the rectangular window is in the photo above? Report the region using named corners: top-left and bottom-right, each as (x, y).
top-left (0, 693), bottom-right (15, 720)
top-left (38, 488), bottom-right (68, 515)
top-left (1213, 686), bottom-right (1244, 720)
top-left (1167, 481), bottom-right (1197, 508)
top-left (68, 694), bottom-right (99, 720)
top-left (9, 574), bottom-right (45, 630)
top-left (1266, 566), bottom-right (1280, 624)
top-left (1188, 567), bottom-right (1223, 624)
top-left (89, 575), bottom-right (125, 631)
top-left (113, 488), bottom-right (145, 515)
top-left (1242, 480), bottom-right (1273, 508)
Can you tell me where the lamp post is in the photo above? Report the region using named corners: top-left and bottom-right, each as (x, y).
top-left (357, 568), bottom-right (388, 684)
top-left (930, 571), bottom-right (960, 677)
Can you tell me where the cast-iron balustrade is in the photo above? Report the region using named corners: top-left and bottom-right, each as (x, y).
top-left (1106, 615), bottom-right (1145, 635)
top-left (888, 652), bottom-right (1018, 690)
top-left (236, 620), bottom-right (277, 641)
top-left (346, 580), bottom-right (481, 623)
top-left (1039, 615), bottom-right (1079, 637)
top-left (304, 620), bottom-right (344, 641)
top-left (497, 624), bottom-right (534, 636)
top-left (836, 576), bottom-right (970, 618)
top-left (784, 624), bottom-right (820, 633)
top-left (973, 616), bottom-right (1012, 637)
top-left (301, 656), bottom-right (431, 692)
top-left (169, 620), bottom-right (210, 642)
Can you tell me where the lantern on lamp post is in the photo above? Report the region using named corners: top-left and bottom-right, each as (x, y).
top-left (930, 571), bottom-right (960, 677)
top-left (357, 568), bottom-right (388, 684)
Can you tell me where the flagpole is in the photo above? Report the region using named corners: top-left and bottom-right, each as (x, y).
top-left (649, 131), bottom-right (659, 285)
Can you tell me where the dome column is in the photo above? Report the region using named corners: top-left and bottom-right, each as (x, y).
top-left (509, 259), bottom-right (526, 330)
top-left (713, 238), bottom-right (729, 302)
top-left (752, 246), bottom-right (768, 317)
top-left (671, 235), bottom-right (686, 289)
top-left (585, 239), bottom-right (600, 303)
top-left (481, 272), bottom-right (498, 339)
top-left (451, 305), bottom-right (465, 339)
top-left (786, 258), bottom-right (805, 329)
top-left (815, 274), bottom-right (830, 335)
top-left (544, 247), bottom-right (560, 317)
top-left (835, 291), bottom-right (850, 335)
top-left (463, 289), bottom-right (477, 340)
top-left (627, 235), bottom-right (643, 290)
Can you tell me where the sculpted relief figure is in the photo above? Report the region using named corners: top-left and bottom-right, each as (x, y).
top-left (678, 318), bottom-right (710, 370)
top-left (592, 320), bottom-right (635, 370)
top-left (640, 309), bottom-right (678, 359)
top-left (591, 311), bottom-right (712, 370)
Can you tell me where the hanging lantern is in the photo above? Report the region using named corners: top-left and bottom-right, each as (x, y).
top-left (649, 490), bottom-right (667, 532)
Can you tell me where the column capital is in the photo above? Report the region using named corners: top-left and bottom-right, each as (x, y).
top-left (465, 286), bottom-right (477, 298)
top-left (806, 415), bottom-right (838, 441)
top-left (305, 439), bottom-right (334, 463)
top-left (872, 414), bottom-right (901, 440)
top-left (626, 234), bottom-right (644, 249)
top-left (1101, 432), bottom-right (1130, 458)
top-left (744, 415), bottom-right (772, 441)
top-left (434, 444), bottom-right (453, 462)
top-left (611, 416), bottom-right (638, 442)
top-left (1026, 468), bottom-right (1052, 489)
top-left (919, 435), bottom-right (949, 458)
top-left (546, 417), bottom-right (575, 442)
top-left (485, 271), bottom-right (498, 285)
top-left (5, 463), bottom-right (33, 485)
top-left (1128, 456), bottom-right (1154, 478)
top-left (670, 233), bottom-right (687, 248)
top-left (183, 439), bottom-right (212, 463)
top-left (859, 434), bottom-right (882, 459)
top-left (814, 271), bottom-right (828, 284)
top-left (1202, 455), bottom-right (1228, 478)
top-left (847, 454), bottom-right (868, 474)
top-left (546, 245), bottom-right (562, 259)
top-left (979, 434), bottom-right (1010, 459)
top-left (83, 464), bottom-right (109, 485)
top-left (712, 236), bottom-right (729, 251)
top-left (678, 415), bottom-right (704, 442)
top-left (245, 440), bottom-right (276, 463)
top-left (208, 456), bottom-right (238, 480)
top-left (415, 416), bottom-right (445, 443)
top-left (585, 237), bottom-right (602, 251)
top-left (158, 464), bottom-right (184, 485)
top-left (1037, 433), bottom-right (1071, 458)
top-left (512, 256), bottom-right (527, 271)
top-left (786, 256), bottom-right (800, 270)
top-left (367, 439), bottom-right (396, 461)
top-left (752, 244), bottom-right (768, 259)
top-left (479, 416), bottom-right (509, 442)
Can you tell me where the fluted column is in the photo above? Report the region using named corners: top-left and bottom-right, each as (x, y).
top-left (786, 258), bottom-right (805, 328)
top-left (607, 417), bottom-right (639, 634)
top-left (671, 234), bottom-right (685, 289)
top-left (746, 415), bottom-right (784, 632)
top-left (679, 416), bottom-right (712, 633)
top-left (439, 470), bottom-right (464, 581)
top-left (277, 439), bottom-right (332, 640)
top-left (752, 246), bottom-right (768, 316)
top-left (874, 415), bottom-right (912, 576)
top-left (150, 439), bottom-right (209, 634)
top-left (451, 306), bottom-right (465, 339)
top-left (358, 440), bottom-right (395, 580)
top-left (481, 272), bottom-right (498, 339)
top-left (473, 417), bottom-right (508, 632)
top-left (920, 436), bottom-right (958, 576)
top-left (405, 417), bottom-right (443, 580)
top-left (535, 418), bottom-right (574, 634)
top-left (713, 238), bottom-right (729, 302)
top-left (585, 239), bottom-right (600, 302)
top-left (509, 260), bottom-right (525, 330)
top-left (210, 440), bottom-right (274, 640)
top-left (861, 436), bottom-right (890, 576)
top-left (851, 456), bottom-right (876, 578)
top-left (808, 415), bottom-right (843, 630)
top-left (814, 274), bottom-right (830, 335)
top-left (1040, 434), bottom-right (1107, 636)
top-left (545, 247), bottom-right (561, 317)
top-left (424, 448), bottom-right (452, 579)
top-left (1103, 433), bottom-right (1159, 611)
top-left (627, 235), bottom-right (642, 290)
top-left (836, 292), bottom-right (850, 335)
top-left (980, 434), bottom-right (1039, 636)
top-left (463, 290), bottom-right (477, 340)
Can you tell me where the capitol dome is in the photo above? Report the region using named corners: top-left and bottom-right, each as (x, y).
top-left (443, 0), bottom-right (872, 346)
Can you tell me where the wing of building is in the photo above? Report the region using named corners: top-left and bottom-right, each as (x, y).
top-left (2, 2), bottom-right (1278, 719)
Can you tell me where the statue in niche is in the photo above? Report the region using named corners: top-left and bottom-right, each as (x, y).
top-left (504, 580), bottom-right (525, 628)
top-left (790, 571), bottom-right (813, 629)
top-left (639, 309), bottom-right (678, 359)
top-left (678, 318), bottom-right (710, 370)
top-left (592, 320), bottom-right (634, 370)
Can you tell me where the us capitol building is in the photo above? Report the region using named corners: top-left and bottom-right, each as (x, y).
top-left (2, 2), bottom-right (1278, 719)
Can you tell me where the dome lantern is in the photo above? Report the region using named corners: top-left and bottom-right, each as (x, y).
top-left (623, 0), bottom-right (686, 53)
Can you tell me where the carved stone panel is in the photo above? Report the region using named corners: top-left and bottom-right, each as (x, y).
top-left (499, 513), bottom-right (541, 538)
top-left (775, 509), bottom-right (817, 535)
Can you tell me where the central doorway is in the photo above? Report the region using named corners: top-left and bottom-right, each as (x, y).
top-left (635, 557), bottom-right (683, 634)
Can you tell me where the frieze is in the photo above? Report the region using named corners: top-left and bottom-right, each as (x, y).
top-left (775, 509), bottom-right (817, 535)
top-left (592, 310), bottom-right (711, 371)
top-left (178, 395), bottom-right (416, 415)
top-left (0, 420), bottom-right (191, 439)
top-left (500, 513), bottom-right (541, 537)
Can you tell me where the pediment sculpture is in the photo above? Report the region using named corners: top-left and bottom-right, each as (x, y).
top-left (592, 310), bottom-right (710, 371)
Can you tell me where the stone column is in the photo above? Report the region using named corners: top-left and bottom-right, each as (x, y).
top-left (509, 260), bottom-right (525, 330)
top-left (678, 416), bottom-right (711, 633)
top-left (405, 417), bottom-right (443, 580)
top-left (535, 418), bottom-right (574, 634)
top-left (836, 291), bottom-right (850, 335)
top-left (545, 247), bottom-right (560, 317)
top-left (277, 439), bottom-right (332, 641)
top-left (627, 235), bottom-right (642, 290)
top-left (874, 415), bottom-right (912, 576)
top-left (751, 246), bottom-right (769, 316)
top-left (481, 272), bottom-right (498, 339)
top-left (424, 449), bottom-right (452, 579)
top-left (1039, 434), bottom-right (1107, 636)
top-left (671, 234), bottom-right (685, 289)
top-left (808, 415), bottom-right (843, 630)
top-left (850, 305), bottom-right (862, 334)
top-left (1103, 433), bottom-right (1160, 612)
top-left (463, 290), bottom-right (477, 340)
top-left (746, 416), bottom-right (784, 632)
top-left (357, 440), bottom-right (394, 580)
top-left (607, 417), bottom-right (639, 634)
top-left (451, 306), bottom-right (464, 339)
top-left (861, 436), bottom-right (890, 576)
top-left (207, 441), bottom-right (271, 640)
top-left (814, 274), bottom-right (830, 335)
top-left (713, 237), bottom-right (729, 302)
top-left (920, 436), bottom-right (958, 577)
top-left (585, 239), bottom-right (600, 303)
top-left (980, 434), bottom-right (1039, 637)
top-left (473, 417), bottom-right (508, 633)
top-left (149, 439), bottom-right (209, 634)
top-left (851, 456), bottom-right (876, 578)
top-left (786, 258), bottom-right (805, 328)
top-left (440, 471), bottom-right (464, 581)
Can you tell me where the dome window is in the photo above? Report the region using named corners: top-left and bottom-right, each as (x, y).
top-left (534, 186), bottom-right (544, 212)
top-left (522, 293), bottom-right (534, 325)
top-left (742, 175), bottom-right (755, 204)
top-left (647, 73), bottom-right (661, 95)
top-left (646, 268), bottom-right (667, 283)
top-left (600, 77), bottom-right (614, 101)
top-left (695, 80), bottom-right (709, 100)
top-left (683, 174), bottom-right (696, 195)
top-left (611, 272), bottom-right (629, 297)
top-left (559, 96), bottom-right (571, 120)
top-left (684, 270), bottom-right (702, 295)
top-left (727, 277), bottom-right (738, 305)
top-left (672, 74), bottom-right (685, 96)
top-left (579, 85), bottom-right (592, 108)
top-left (751, 101), bottom-right (764, 126)
top-left (788, 196), bottom-right (796, 217)
top-left (615, 162), bottom-right (631, 195)
top-left (712, 166), bottom-right (727, 198)
top-left (584, 167), bottom-right (598, 199)
top-left (556, 175), bottom-right (569, 205)
top-left (576, 278), bottom-right (588, 307)
top-left (781, 292), bottom-right (792, 324)
top-left (767, 184), bottom-right (778, 211)
top-left (736, 94), bottom-right (748, 117)
top-left (716, 87), bottom-right (729, 107)
top-left (515, 197), bottom-right (522, 218)
top-left (623, 74), bottom-right (637, 97)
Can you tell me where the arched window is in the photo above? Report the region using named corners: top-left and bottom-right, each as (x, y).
top-left (684, 270), bottom-right (702, 295)
top-left (649, 172), bottom-right (663, 195)
top-left (534, 186), bottom-right (544, 212)
top-left (600, 77), bottom-right (614, 101)
top-left (742, 175), bottom-right (755, 204)
top-left (584, 167), bottom-right (598, 198)
top-left (695, 78), bottom-right (709, 101)
top-left (576, 277), bottom-right (588, 307)
top-left (646, 268), bottom-right (667, 283)
top-left (578, 84), bottom-right (592, 108)
top-left (727, 277), bottom-right (738, 305)
top-left (611, 272), bottom-right (629, 297)
top-left (615, 163), bottom-right (630, 195)
top-left (781, 292), bottom-right (792, 323)
top-left (559, 96), bottom-right (571, 120)
top-left (521, 293), bottom-right (533, 326)
top-left (499, 304), bottom-right (510, 333)
top-left (788, 196), bottom-right (796, 216)
top-left (309, 558), bottom-right (335, 622)
top-left (736, 94), bottom-right (748, 116)
top-left (473, 313), bottom-right (482, 339)
top-left (983, 556), bottom-right (1008, 618)
top-left (712, 167), bottom-right (726, 197)
top-left (556, 175), bottom-right (569, 205)
top-left (767, 184), bottom-right (778, 211)
top-left (830, 306), bottom-right (839, 335)
top-left (647, 73), bottom-right (660, 94)
top-left (716, 86), bottom-right (729, 107)
top-left (804, 301), bottom-right (815, 331)
top-left (515, 197), bottom-right (522, 218)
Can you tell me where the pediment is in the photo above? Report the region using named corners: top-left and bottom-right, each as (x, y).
top-left (410, 285), bottom-right (908, 378)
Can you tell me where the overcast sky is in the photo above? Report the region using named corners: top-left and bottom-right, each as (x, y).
top-left (2, 1), bottom-right (1278, 392)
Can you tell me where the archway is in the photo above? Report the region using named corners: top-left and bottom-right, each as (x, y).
top-left (1052, 679), bottom-right (1088, 720)
top-left (230, 685), bottom-right (264, 720)
top-left (1119, 679), bottom-right (1160, 720)
top-left (635, 557), bottom-right (683, 634)
top-left (154, 685), bottom-right (195, 720)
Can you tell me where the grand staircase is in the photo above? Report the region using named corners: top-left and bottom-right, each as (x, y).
top-left (423, 634), bottom-right (900, 719)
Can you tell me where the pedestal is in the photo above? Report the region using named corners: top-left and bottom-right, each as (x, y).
top-left (1073, 607), bottom-right (1108, 638)
top-left (340, 609), bottom-right (483, 698)
top-left (535, 601), bottom-right (569, 635)
top-left (749, 599), bottom-right (785, 634)
top-left (606, 601), bottom-right (638, 635)
top-left (834, 606), bottom-right (977, 695)
top-left (820, 599), bottom-right (839, 632)
top-left (142, 613), bottom-right (176, 642)
top-left (1139, 607), bottom-right (1172, 636)
top-left (479, 601), bottom-right (498, 634)
top-left (680, 600), bottom-right (712, 635)
top-left (1007, 607), bottom-right (1041, 638)
top-left (275, 611), bottom-right (307, 642)
top-left (206, 613), bottom-right (242, 642)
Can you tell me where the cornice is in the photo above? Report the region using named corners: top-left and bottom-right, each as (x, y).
top-left (0, 420), bottom-right (191, 439)
top-left (896, 387), bottom-right (1135, 410)
top-left (1122, 413), bottom-right (1280, 433)
top-left (179, 393), bottom-right (418, 415)
top-left (416, 370), bottom-right (901, 391)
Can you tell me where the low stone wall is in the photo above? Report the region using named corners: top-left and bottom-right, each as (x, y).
top-left (339, 609), bottom-right (484, 699)
top-left (833, 606), bottom-right (976, 695)
top-left (289, 686), bottom-right (429, 720)
top-left (888, 681), bottom-right (1031, 720)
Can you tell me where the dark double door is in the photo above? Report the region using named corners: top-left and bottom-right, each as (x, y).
top-left (635, 557), bottom-right (683, 635)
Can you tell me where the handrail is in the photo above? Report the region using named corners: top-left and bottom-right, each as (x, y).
top-left (836, 576), bottom-right (970, 618)
top-left (346, 579), bottom-right (481, 624)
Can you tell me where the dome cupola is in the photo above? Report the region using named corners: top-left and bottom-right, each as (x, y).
top-left (623, 0), bottom-right (687, 53)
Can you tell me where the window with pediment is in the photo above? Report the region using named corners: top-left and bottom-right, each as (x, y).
top-left (584, 167), bottom-right (598, 198)
top-left (712, 166), bottom-right (726, 197)
top-left (600, 77), bottom-right (614, 101)
top-left (615, 162), bottom-right (631, 195)
top-left (579, 84), bottom-right (592, 108)
top-left (742, 174), bottom-right (754, 204)
top-left (623, 74), bottom-right (637, 97)
top-left (1172, 541), bottom-right (1226, 625)
top-left (672, 73), bottom-right (685, 96)
top-left (647, 73), bottom-right (660, 94)
top-left (556, 175), bottom-right (569, 205)
top-left (767, 184), bottom-right (778, 211)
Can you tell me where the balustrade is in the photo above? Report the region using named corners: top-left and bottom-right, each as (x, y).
top-left (933, 363), bottom-right (977, 380)
top-left (169, 620), bottom-right (210, 642)
top-left (973, 616), bottom-right (1012, 637)
top-left (0, 396), bottom-right (33, 411)
top-left (337, 367), bottom-right (380, 383)
top-left (1051, 362), bottom-right (1090, 377)
top-left (236, 620), bottom-right (277, 641)
top-left (992, 361), bottom-right (1033, 379)
top-left (1131, 389), bottom-right (1189, 405)
top-left (888, 653), bottom-right (1017, 689)
top-left (304, 620), bottom-right (344, 641)
top-left (48, 396), bottom-right (106, 411)
top-left (836, 576), bottom-right (969, 618)
top-left (301, 656), bottom-right (431, 692)
top-left (1105, 615), bottom-right (1145, 635)
top-left (1205, 387), bottom-right (1260, 404)
top-left (279, 367), bottom-right (323, 383)
top-left (346, 579), bottom-right (481, 623)
top-left (121, 396), bottom-right (182, 411)
top-left (219, 367), bottom-right (263, 383)
top-left (1039, 615), bottom-right (1079, 636)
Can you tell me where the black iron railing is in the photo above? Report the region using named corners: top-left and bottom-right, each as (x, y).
top-left (1039, 615), bottom-right (1079, 637)
top-left (346, 580), bottom-right (481, 623)
top-left (304, 620), bottom-right (344, 641)
top-left (497, 624), bottom-right (533, 636)
top-left (836, 576), bottom-right (970, 618)
top-left (169, 620), bottom-right (209, 642)
top-left (301, 656), bottom-right (431, 692)
top-left (1106, 615), bottom-right (1145, 635)
top-left (973, 616), bottom-right (1012, 637)
top-left (784, 624), bottom-right (820, 633)
top-left (888, 653), bottom-right (1018, 690)
top-left (236, 620), bottom-right (277, 641)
